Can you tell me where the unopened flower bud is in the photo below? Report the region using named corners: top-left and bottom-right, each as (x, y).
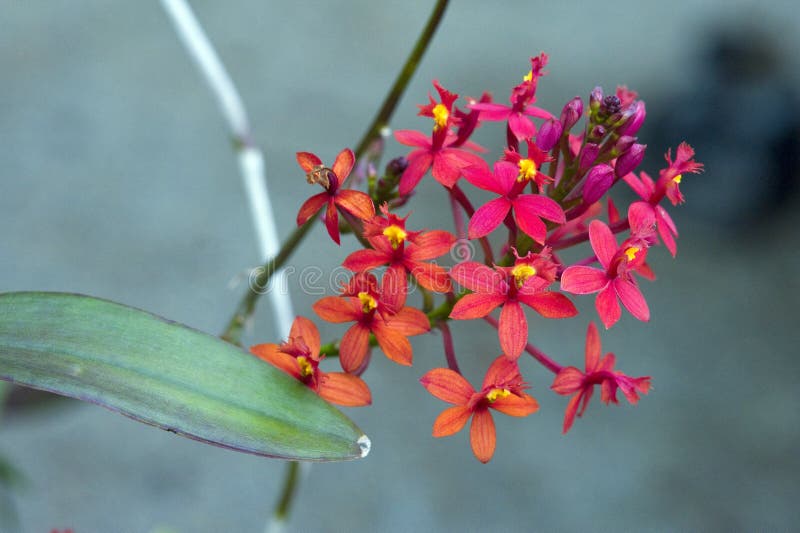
top-left (536, 119), bottom-right (562, 151)
top-left (615, 143), bottom-right (646, 177)
top-left (614, 135), bottom-right (636, 155)
top-left (587, 125), bottom-right (606, 143)
top-left (601, 95), bottom-right (621, 116)
top-left (589, 87), bottom-right (604, 112)
top-left (579, 143), bottom-right (600, 170)
top-left (618, 100), bottom-right (646, 136)
top-left (560, 96), bottom-right (583, 131)
top-left (386, 157), bottom-right (408, 179)
top-left (582, 164), bottom-right (615, 204)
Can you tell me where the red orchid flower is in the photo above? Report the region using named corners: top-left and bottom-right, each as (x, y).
top-left (449, 254), bottom-right (577, 359)
top-left (394, 81), bottom-right (486, 195)
top-left (469, 54), bottom-right (554, 140)
top-left (343, 204), bottom-right (455, 308)
top-left (551, 322), bottom-right (651, 433)
top-left (560, 213), bottom-right (655, 329)
top-left (502, 139), bottom-right (554, 192)
top-left (420, 355), bottom-right (539, 463)
top-left (313, 272), bottom-right (430, 372)
top-left (250, 316), bottom-right (371, 407)
top-left (623, 143), bottom-right (703, 256)
top-left (296, 148), bottom-right (376, 245)
top-left (462, 160), bottom-right (565, 243)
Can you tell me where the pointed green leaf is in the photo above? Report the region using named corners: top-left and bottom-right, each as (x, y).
top-left (0, 292), bottom-right (370, 461)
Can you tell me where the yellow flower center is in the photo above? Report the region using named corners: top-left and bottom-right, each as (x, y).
top-left (432, 103), bottom-right (449, 130)
top-left (382, 224), bottom-right (408, 250)
top-left (296, 356), bottom-right (314, 378)
top-left (511, 264), bottom-right (537, 288)
top-left (672, 174), bottom-right (682, 184)
top-left (624, 246), bottom-right (640, 262)
top-left (486, 388), bottom-right (511, 403)
top-left (523, 70), bottom-right (533, 82)
top-left (357, 291), bottom-right (378, 313)
top-left (517, 158), bottom-right (537, 182)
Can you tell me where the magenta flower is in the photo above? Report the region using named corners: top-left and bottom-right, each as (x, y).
top-left (560, 217), bottom-right (653, 329)
top-left (623, 143), bottom-right (703, 256)
top-left (469, 54), bottom-right (554, 140)
top-left (449, 257), bottom-right (577, 359)
top-left (551, 322), bottom-right (651, 433)
top-left (394, 81), bottom-right (486, 194)
top-left (463, 160), bottom-right (565, 244)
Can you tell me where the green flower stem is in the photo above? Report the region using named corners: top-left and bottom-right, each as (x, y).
top-left (272, 461), bottom-right (301, 523)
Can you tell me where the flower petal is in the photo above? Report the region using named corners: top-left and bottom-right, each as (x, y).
top-left (589, 220), bottom-right (617, 269)
top-left (551, 367), bottom-right (585, 395)
top-left (394, 129), bottom-right (431, 147)
top-left (420, 367), bottom-right (474, 404)
top-left (296, 192), bottom-right (329, 226)
top-left (372, 319), bottom-right (413, 366)
top-left (432, 150), bottom-right (462, 188)
top-left (493, 161), bottom-right (519, 194)
top-left (468, 197), bottom-right (512, 239)
top-left (381, 263), bottom-right (408, 311)
top-left (342, 249), bottom-right (389, 272)
top-left (560, 266), bottom-right (609, 294)
top-left (318, 372), bottom-right (372, 407)
top-left (499, 301), bottom-right (527, 359)
top-left (469, 102), bottom-right (512, 121)
top-left (491, 392), bottom-right (539, 417)
top-left (449, 293), bottom-right (506, 320)
top-left (386, 306), bottom-right (430, 336)
top-left (332, 148), bottom-right (355, 181)
top-left (336, 189), bottom-right (375, 221)
top-left (517, 291), bottom-right (578, 318)
top-left (614, 277), bottom-right (650, 322)
top-left (561, 392), bottom-right (583, 434)
top-left (508, 112), bottom-right (536, 140)
top-left (289, 316), bottom-right (321, 358)
top-left (482, 355), bottom-right (522, 389)
top-left (296, 151), bottom-right (322, 173)
top-left (339, 323), bottom-right (371, 373)
top-left (408, 261), bottom-right (452, 293)
top-left (584, 322), bottom-right (602, 371)
top-left (324, 200), bottom-right (341, 244)
top-left (462, 164), bottom-right (507, 195)
top-left (249, 343), bottom-right (302, 380)
top-left (399, 150), bottom-right (433, 195)
top-left (432, 405), bottom-right (472, 437)
top-left (407, 230), bottom-right (456, 260)
top-left (513, 208), bottom-right (547, 244)
top-left (514, 194), bottom-right (566, 224)
top-left (449, 261), bottom-right (504, 293)
top-left (470, 409), bottom-right (496, 463)
top-left (313, 296), bottom-right (361, 323)
top-left (595, 284), bottom-right (621, 329)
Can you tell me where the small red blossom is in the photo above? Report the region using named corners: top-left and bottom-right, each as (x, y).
top-left (343, 204), bottom-right (455, 308)
top-left (560, 217), bottom-right (653, 329)
top-left (463, 160), bottom-right (565, 243)
top-left (296, 148), bottom-right (376, 245)
top-left (420, 356), bottom-right (539, 463)
top-left (551, 322), bottom-right (651, 433)
top-left (469, 54), bottom-right (554, 140)
top-left (502, 139), bottom-right (554, 191)
top-left (395, 81), bottom-right (486, 194)
top-left (449, 256), bottom-right (577, 359)
top-left (313, 273), bottom-right (430, 372)
top-left (623, 143), bottom-right (703, 256)
top-left (250, 316), bottom-right (371, 407)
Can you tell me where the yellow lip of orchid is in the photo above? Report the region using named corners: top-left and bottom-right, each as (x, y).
top-left (672, 173), bottom-right (682, 184)
top-left (624, 246), bottom-right (640, 262)
top-left (432, 103), bottom-right (449, 130)
top-left (382, 224), bottom-right (408, 250)
top-left (296, 356), bottom-right (314, 377)
top-left (486, 387), bottom-right (511, 403)
top-left (523, 70), bottom-right (533, 82)
top-left (511, 264), bottom-right (537, 288)
top-left (517, 158), bottom-right (537, 182)
top-left (357, 291), bottom-right (378, 314)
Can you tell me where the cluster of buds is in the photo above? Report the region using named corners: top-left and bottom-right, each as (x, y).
top-left (250, 53), bottom-right (702, 463)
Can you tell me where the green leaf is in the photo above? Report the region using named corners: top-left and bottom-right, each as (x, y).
top-left (0, 292), bottom-right (369, 461)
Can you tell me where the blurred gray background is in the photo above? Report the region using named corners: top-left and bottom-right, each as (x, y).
top-left (2, 1), bottom-right (799, 531)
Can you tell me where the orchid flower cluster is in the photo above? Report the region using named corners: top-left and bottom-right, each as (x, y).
top-left (250, 53), bottom-right (702, 463)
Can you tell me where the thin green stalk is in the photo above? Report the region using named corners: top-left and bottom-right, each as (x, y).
top-left (272, 461), bottom-right (301, 523)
